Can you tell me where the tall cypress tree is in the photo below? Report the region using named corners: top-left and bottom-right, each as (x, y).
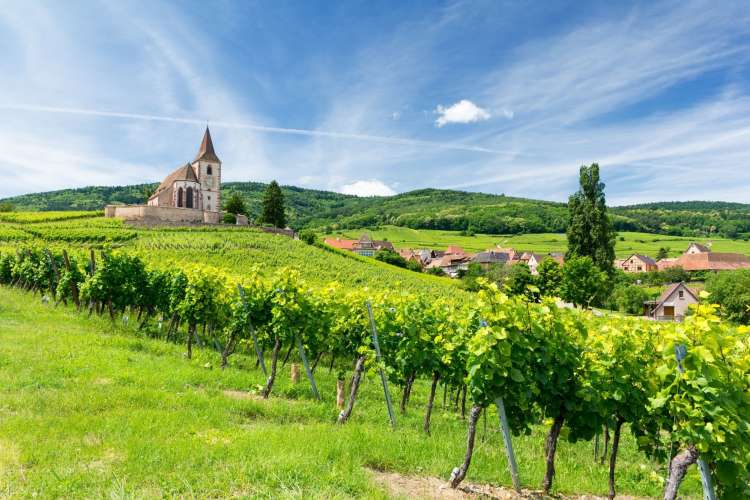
top-left (261, 180), bottom-right (286, 228)
top-left (565, 163), bottom-right (615, 274)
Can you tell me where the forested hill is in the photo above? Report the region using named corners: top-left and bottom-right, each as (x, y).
top-left (3, 183), bottom-right (750, 238)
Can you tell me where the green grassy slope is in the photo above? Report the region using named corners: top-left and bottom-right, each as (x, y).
top-left (0, 214), bottom-right (457, 294)
top-left (325, 225), bottom-right (750, 258)
top-left (4, 183), bottom-right (750, 238)
top-left (0, 287), bottom-right (700, 497)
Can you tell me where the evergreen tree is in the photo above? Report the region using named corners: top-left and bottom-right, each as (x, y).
top-left (224, 192), bottom-right (248, 216)
top-left (566, 163), bottom-right (616, 274)
top-left (260, 181), bottom-right (286, 228)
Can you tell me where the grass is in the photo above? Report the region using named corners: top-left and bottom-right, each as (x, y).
top-left (324, 225), bottom-right (750, 258)
top-left (0, 287), bottom-right (700, 498)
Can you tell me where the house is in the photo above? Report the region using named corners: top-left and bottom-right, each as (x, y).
top-left (526, 253), bottom-right (548, 275)
top-left (105, 128), bottom-right (224, 224)
top-left (426, 253), bottom-right (472, 277)
top-left (643, 282), bottom-right (699, 321)
top-left (495, 246), bottom-right (518, 261)
top-left (686, 242), bottom-right (711, 254)
top-left (653, 242), bottom-right (750, 271)
top-left (323, 234), bottom-right (394, 257)
top-left (397, 248), bottom-right (424, 267)
top-left (618, 254), bottom-right (658, 273)
top-left (472, 251), bottom-right (510, 270)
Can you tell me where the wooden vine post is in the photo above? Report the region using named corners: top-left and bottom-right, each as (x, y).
top-left (366, 301), bottom-right (396, 429)
top-left (44, 249), bottom-right (60, 303)
top-left (295, 334), bottom-right (320, 399)
top-left (61, 250), bottom-right (80, 309)
top-left (495, 398), bottom-right (521, 493)
top-left (237, 284), bottom-right (267, 377)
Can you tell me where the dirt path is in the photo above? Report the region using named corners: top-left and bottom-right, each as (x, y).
top-left (369, 469), bottom-right (650, 499)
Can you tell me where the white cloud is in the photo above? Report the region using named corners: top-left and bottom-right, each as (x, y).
top-left (434, 99), bottom-right (490, 127)
top-left (339, 179), bottom-right (396, 197)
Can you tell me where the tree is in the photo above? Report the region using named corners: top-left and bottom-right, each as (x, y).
top-left (561, 256), bottom-right (607, 308)
top-left (705, 270), bottom-right (750, 323)
top-left (224, 192), bottom-right (248, 216)
top-left (0, 202), bottom-right (14, 212)
top-left (656, 247), bottom-right (670, 260)
top-left (459, 262), bottom-right (485, 291)
top-left (536, 258), bottom-right (563, 297)
top-left (610, 284), bottom-right (650, 314)
top-left (504, 263), bottom-right (536, 299)
top-left (566, 163), bottom-right (616, 274)
top-left (374, 249), bottom-right (408, 268)
top-left (260, 180), bottom-right (286, 228)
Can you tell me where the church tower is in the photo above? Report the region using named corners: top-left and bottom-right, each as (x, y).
top-left (191, 127), bottom-right (221, 212)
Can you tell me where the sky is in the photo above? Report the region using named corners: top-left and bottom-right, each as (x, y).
top-left (1, 0), bottom-right (749, 205)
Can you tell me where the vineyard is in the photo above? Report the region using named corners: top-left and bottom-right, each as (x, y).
top-left (1, 224), bottom-right (748, 497)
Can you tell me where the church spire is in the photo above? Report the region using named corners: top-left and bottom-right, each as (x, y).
top-left (194, 126), bottom-right (220, 163)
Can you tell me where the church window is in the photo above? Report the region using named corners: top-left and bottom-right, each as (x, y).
top-left (186, 187), bottom-right (194, 208)
top-left (207, 165), bottom-right (212, 175)
top-left (177, 187), bottom-right (184, 207)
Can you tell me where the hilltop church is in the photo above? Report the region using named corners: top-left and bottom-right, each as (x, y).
top-left (105, 127), bottom-right (229, 224)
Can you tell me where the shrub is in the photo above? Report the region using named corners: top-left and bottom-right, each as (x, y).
top-left (222, 213), bottom-right (237, 224)
top-left (705, 270), bottom-right (750, 323)
top-left (299, 230), bottom-right (316, 245)
top-left (373, 249), bottom-right (408, 268)
top-left (561, 256), bottom-right (607, 308)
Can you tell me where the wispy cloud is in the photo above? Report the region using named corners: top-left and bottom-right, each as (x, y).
top-left (1, 0), bottom-right (750, 204)
top-left (0, 104), bottom-right (513, 155)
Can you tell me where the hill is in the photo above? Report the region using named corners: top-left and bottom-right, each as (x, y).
top-left (3, 183), bottom-right (750, 238)
top-left (0, 212), bottom-right (457, 295)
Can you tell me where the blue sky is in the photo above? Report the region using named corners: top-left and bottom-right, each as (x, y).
top-left (1, 0), bottom-right (750, 204)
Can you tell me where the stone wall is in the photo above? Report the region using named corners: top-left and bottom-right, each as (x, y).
top-left (106, 205), bottom-right (207, 223)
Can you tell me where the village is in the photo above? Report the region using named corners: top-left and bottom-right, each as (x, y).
top-left (324, 234), bottom-right (750, 322)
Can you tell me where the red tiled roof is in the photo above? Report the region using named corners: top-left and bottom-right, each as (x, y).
top-left (324, 238), bottom-right (357, 250)
top-left (665, 252), bottom-right (750, 271)
top-left (149, 163), bottom-right (199, 201)
top-left (446, 245), bottom-right (466, 255)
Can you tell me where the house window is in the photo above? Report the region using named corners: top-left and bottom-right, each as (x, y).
top-left (678, 290), bottom-right (684, 299)
top-left (207, 166), bottom-right (212, 175)
top-left (637, 266), bottom-right (642, 271)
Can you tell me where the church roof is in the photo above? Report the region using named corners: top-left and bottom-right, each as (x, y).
top-left (149, 163), bottom-right (199, 200)
top-left (193, 127), bottom-right (220, 163)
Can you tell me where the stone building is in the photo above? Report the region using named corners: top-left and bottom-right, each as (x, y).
top-left (105, 128), bottom-right (227, 224)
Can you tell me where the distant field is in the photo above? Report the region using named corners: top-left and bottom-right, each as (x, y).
top-left (324, 226), bottom-right (750, 258)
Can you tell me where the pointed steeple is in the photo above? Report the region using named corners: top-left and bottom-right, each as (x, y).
top-left (194, 126), bottom-right (220, 163)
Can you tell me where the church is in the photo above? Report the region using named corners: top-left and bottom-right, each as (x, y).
top-left (105, 127), bottom-right (229, 224)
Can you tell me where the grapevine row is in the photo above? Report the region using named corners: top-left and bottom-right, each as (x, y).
top-left (0, 246), bottom-right (748, 498)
